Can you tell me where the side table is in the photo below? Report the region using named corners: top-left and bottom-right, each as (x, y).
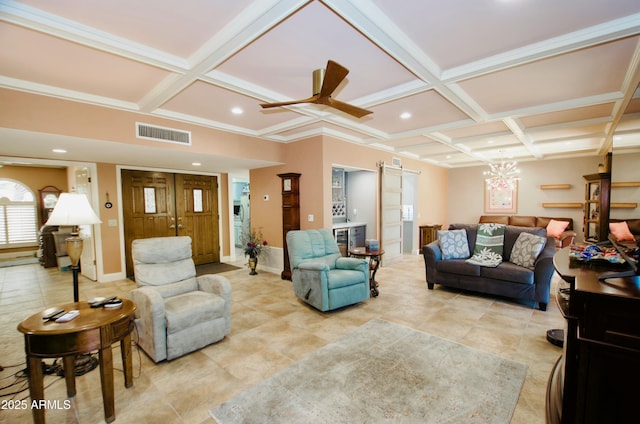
top-left (17, 299), bottom-right (136, 424)
top-left (348, 247), bottom-right (384, 297)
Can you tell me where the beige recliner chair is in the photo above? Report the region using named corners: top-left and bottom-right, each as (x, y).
top-left (128, 236), bottom-right (231, 362)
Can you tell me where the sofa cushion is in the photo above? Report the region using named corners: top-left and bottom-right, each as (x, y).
top-left (537, 217), bottom-right (573, 231)
top-left (438, 229), bottom-right (470, 259)
top-left (436, 259), bottom-right (480, 277)
top-left (466, 223), bottom-right (505, 267)
top-left (480, 262), bottom-right (534, 285)
top-left (504, 226), bottom-right (547, 261)
top-left (546, 219), bottom-right (570, 238)
top-left (510, 216), bottom-right (536, 227)
top-left (479, 215), bottom-right (509, 225)
top-left (327, 269), bottom-right (366, 290)
top-left (510, 232), bottom-right (547, 269)
top-left (610, 221), bottom-right (636, 241)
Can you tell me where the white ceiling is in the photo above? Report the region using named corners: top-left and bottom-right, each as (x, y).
top-left (1, 0), bottom-right (640, 171)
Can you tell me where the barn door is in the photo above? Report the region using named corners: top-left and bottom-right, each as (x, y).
top-left (379, 162), bottom-right (403, 266)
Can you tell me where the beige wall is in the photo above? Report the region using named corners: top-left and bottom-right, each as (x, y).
top-left (448, 152), bottom-right (640, 242)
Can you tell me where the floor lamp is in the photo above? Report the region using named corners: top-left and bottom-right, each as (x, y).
top-left (45, 193), bottom-right (101, 302)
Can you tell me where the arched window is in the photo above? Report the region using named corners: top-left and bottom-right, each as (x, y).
top-left (0, 179), bottom-right (38, 247)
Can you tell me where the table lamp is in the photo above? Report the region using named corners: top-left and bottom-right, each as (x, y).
top-left (45, 193), bottom-right (102, 302)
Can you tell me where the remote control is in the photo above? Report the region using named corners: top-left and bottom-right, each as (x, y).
top-left (42, 309), bottom-right (65, 321)
top-left (55, 310), bottom-right (80, 322)
top-left (89, 296), bottom-right (118, 308)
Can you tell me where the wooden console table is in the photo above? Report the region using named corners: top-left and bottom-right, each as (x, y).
top-left (547, 247), bottom-right (640, 423)
top-left (18, 300), bottom-right (136, 424)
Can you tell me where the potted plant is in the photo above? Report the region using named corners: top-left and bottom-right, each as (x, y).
top-left (243, 229), bottom-right (267, 275)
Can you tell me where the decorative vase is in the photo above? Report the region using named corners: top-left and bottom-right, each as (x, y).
top-left (248, 256), bottom-right (258, 275)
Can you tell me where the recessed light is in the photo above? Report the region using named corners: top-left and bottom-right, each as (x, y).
top-left (400, 112), bottom-right (411, 119)
top-left (487, 140), bottom-right (495, 144)
top-left (52, 149), bottom-right (67, 153)
top-left (231, 107), bottom-right (243, 115)
top-left (192, 162), bottom-right (201, 166)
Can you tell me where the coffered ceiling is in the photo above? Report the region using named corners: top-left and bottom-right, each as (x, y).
top-left (1, 0), bottom-right (640, 170)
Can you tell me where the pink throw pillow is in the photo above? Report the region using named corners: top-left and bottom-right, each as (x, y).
top-left (609, 221), bottom-right (636, 241)
top-left (546, 219), bottom-right (569, 238)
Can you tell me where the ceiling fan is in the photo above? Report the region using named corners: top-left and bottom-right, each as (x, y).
top-left (260, 60), bottom-right (373, 118)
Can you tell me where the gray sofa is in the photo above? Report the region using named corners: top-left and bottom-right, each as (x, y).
top-left (423, 224), bottom-right (556, 310)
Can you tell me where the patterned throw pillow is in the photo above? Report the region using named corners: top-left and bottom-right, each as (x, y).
top-left (510, 232), bottom-right (547, 269)
top-left (438, 229), bottom-right (470, 260)
top-left (466, 223), bottom-right (505, 267)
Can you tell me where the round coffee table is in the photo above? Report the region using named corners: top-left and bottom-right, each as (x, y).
top-left (18, 299), bottom-right (136, 424)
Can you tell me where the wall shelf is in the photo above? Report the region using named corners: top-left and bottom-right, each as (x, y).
top-left (612, 182), bottom-right (640, 188)
top-left (542, 202), bottom-right (583, 208)
top-left (611, 202), bottom-right (638, 209)
top-left (540, 184), bottom-right (572, 190)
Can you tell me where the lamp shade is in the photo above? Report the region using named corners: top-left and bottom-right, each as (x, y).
top-left (45, 193), bottom-right (102, 226)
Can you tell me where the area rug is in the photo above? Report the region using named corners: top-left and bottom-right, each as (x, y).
top-left (210, 318), bottom-right (527, 423)
top-left (195, 262), bottom-right (241, 275)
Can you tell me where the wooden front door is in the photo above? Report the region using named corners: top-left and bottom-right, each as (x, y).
top-left (175, 173), bottom-right (219, 265)
top-left (122, 170), bottom-right (219, 277)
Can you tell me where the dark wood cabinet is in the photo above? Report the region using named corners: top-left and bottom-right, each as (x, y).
top-left (583, 172), bottom-right (610, 242)
top-left (548, 248), bottom-right (640, 423)
top-left (38, 185), bottom-right (61, 227)
top-left (278, 173), bottom-right (301, 280)
top-left (582, 152), bottom-right (611, 243)
top-left (419, 224), bottom-right (441, 253)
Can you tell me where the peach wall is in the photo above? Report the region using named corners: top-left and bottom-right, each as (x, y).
top-left (249, 136), bottom-right (325, 248)
top-left (0, 89), bottom-right (285, 164)
top-left (0, 165), bottom-right (68, 226)
top-left (249, 136), bottom-right (449, 248)
top-left (323, 137), bottom-right (448, 233)
top-left (96, 163), bottom-right (122, 274)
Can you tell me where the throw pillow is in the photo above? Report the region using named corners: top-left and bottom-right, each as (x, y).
top-left (510, 232), bottom-right (547, 269)
top-left (438, 229), bottom-right (470, 260)
top-left (466, 223), bottom-right (505, 267)
top-left (609, 221), bottom-right (636, 241)
top-left (546, 219), bottom-right (569, 238)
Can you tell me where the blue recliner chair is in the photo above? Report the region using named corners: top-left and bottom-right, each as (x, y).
top-left (286, 229), bottom-right (370, 311)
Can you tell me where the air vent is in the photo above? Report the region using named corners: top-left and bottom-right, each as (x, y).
top-left (136, 122), bottom-right (191, 145)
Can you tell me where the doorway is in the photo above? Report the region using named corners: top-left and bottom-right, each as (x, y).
top-left (121, 170), bottom-right (220, 277)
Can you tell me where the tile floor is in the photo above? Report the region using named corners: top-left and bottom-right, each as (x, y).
top-left (0, 254), bottom-right (565, 423)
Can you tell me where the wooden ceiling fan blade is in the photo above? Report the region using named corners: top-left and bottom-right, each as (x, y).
top-left (319, 60), bottom-right (349, 97)
top-left (260, 95), bottom-right (319, 109)
top-left (327, 98), bottom-right (373, 118)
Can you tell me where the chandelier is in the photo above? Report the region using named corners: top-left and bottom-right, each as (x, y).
top-left (484, 155), bottom-right (520, 191)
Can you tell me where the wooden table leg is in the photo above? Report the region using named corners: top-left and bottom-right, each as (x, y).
top-left (98, 344), bottom-right (115, 423)
top-left (121, 333), bottom-right (133, 388)
top-left (27, 356), bottom-right (45, 424)
top-left (62, 355), bottom-right (76, 397)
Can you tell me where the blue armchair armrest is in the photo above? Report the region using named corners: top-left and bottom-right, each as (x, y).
top-left (336, 257), bottom-right (367, 270)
